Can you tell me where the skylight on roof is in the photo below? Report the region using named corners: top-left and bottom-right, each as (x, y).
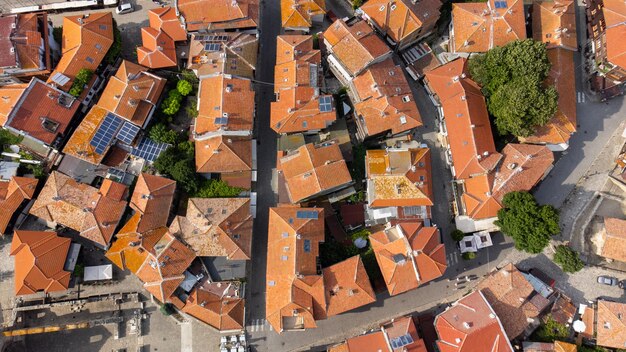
top-left (296, 210), bottom-right (318, 220)
top-left (390, 334), bottom-right (414, 349)
top-left (318, 96), bottom-right (332, 112)
top-left (494, 0), bottom-right (508, 8)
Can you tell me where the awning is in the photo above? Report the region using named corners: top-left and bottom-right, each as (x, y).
top-left (84, 264), bottom-right (113, 281)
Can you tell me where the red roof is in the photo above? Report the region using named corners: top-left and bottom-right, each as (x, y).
top-left (10, 230), bottom-right (71, 295)
top-left (435, 291), bottom-right (514, 352)
top-left (130, 173), bottom-right (176, 234)
top-left (0, 176), bottom-right (38, 234)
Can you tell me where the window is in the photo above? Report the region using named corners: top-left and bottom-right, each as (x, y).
top-left (403, 206), bottom-right (421, 216)
top-left (268, 280), bottom-right (276, 286)
top-left (233, 234), bottom-right (241, 239)
top-left (281, 255), bottom-right (288, 261)
top-left (303, 239), bottom-right (311, 253)
top-left (99, 25), bottom-right (108, 30)
top-left (95, 43), bottom-right (102, 50)
top-left (86, 56), bottom-right (94, 63)
top-left (418, 162), bottom-right (424, 167)
top-left (302, 121), bottom-right (308, 128)
top-left (402, 95), bottom-right (411, 103)
top-left (419, 175), bottom-right (425, 181)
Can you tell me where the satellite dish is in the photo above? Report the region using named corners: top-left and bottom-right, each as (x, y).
top-left (354, 237), bottom-right (368, 249)
top-left (573, 320), bottom-right (586, 333)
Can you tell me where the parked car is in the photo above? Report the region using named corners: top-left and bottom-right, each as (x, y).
top-left (619, 280), bottom-right (625, 289)
top-left (116, 2), bottom-right (134, 14)
top-left (597, 276), bottom-right (618, 286)
top-left (528, 268), bottom-right (556, 287)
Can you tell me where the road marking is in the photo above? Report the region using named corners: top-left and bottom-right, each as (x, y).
top-left (577, 91), bottom-right (586, 103)
top-left (180, 321), bottom-right (192, 352)
top-left (447, 252), bottom-right (458, 267)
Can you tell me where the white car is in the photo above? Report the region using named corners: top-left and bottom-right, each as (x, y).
top-left (116, 2), bottom-right (134, 14)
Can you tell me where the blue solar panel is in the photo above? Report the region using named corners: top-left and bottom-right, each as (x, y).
top-left (90, 113), bottom-right (123, 155)
top-left (318, 96), bottom-right (333, 112)
top-left (130, 137), bottom-right (170, 162)
top-left (296, 210), bottom-right (318, 220)
top-left (214, 117), bottom-right (229, 125)
top-left (116, 121), bottom-right (141, 145)
top-left (494, 1), bottom-right (507, 8)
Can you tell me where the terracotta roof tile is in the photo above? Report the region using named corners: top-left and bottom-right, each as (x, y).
top-left (435, 290), bottom-right (514, 352)
top-left (366, 145), bottom-right (433, 208)
top-left (182, 285), bottom-right (245, 330)
top-left (195, 135), bottom-right (252, 173)
top-left (360, 0), bottom-right (442, 44)
top-left (600, 217), bottom-right (626, 262)
top-left (130, 173), bottom-right (176, 233)
top-left (0, 83), bottom-right (27, 126)
top-left (97, 60), bottom-right (166, 127)
top-left (371, 222), bottom-right (445, 295)
top-left (344, 331), bottom-right (389, 352)
top-left (177, 0), bottom-right (259, 32)
top-left (48, 12), bottom-right (113, 90)
top-left (170, 197), bottom-right (253, 260)
top-left (0, 13), bottom-right (49, 73)
top-left (62, 105), bottom-right (110, 164)
top-left (476, 264), bottom-right (540, 339)
top-left (29, 171), bottom-right (127, 248)
top-left (196, 74), bottom-right (254, 137)
top-left (277, 143), bottom-right (352, 203)
top-left (520, 48), bottom-right (576, 146)
top-left (383, 315), bottom-right (428, 352)
top-left (271, 88), bottom-right (337, 133)
top-left (353, 59), bottom-right (422, 137)
top-left (532, 0), bottom-right (577, 50)
top-left (137, 27), bottom-right (177, 69)
top-left (0, 176), bottom-right (37, 234)
top-left (188, 32), bottom-right (257, 78)
top-left (10, 230), bottom-right (71, 295)
top-left (596, 300), bottom-right (626, 349)
top-left (424, 58), bottom-right (500, 179)
top-left (323, 19), bottom-right (392, 76)
top-left (602, 0), bottom-right (626, 70)
top-left (266, 206), bottom-right (325, 332)
top-left (323, 255), bottom-right (376, 316)
top-left (5, 78), bottom-right (80, 145)
top-left (554, 341), bottom-right (577, 352)
top-left (281, 0), bottom-right (326, 29)
top-left (148, 7), bottom-right (187, 42)
top-left (451, 0), bottom-right (526, 53)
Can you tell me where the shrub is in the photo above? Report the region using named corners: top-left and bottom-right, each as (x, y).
top-left (462, 252), bottom-right (476, 260)
top-left (553, 245), bottom-right (584, 273)
top-left (162, 89), bottom-right (183, 116)
top-left (450, 229), bottom-right (465, 242)
top-left (0, 129), bottom-right (23, 149)
top-left (348, 190), bottom-right (364, 203)
top-left (185, 99), bottom-right (198, 118)
top-left (180, 69), bottom-right (199, 86)
top-left (149, 123), bottom-right (180, 144)
top-left (530, 316), bottom-right (568, 342)
top-left (69, 68), bottom-right (93, 97)
top-left (159, 303), bottom-right (174, 316)
top-left (350, 229), bottom-right (371, 243)
top-left (195, 179), bottom-right (244, 198)
top-left (176, 80), bottom-right (193, 96)
top-left (352, 0), bottom-right (363, 9)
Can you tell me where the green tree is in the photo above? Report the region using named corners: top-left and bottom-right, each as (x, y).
top-left (450, 229), bottom-right (465, 242)
top-left (195, 179), bottom-right (244, 198)
top-left (104, 19), bottom-right (121, 64)
top-left (553, 245), bottom-right (584, 273)
top-left (169, 159), bottom-right (199, 193)
top-left (177, 80), bottom-right (193, 96)
top-left (180, 69), bottom-right (199, 86)
top-left (0, 129), bottom-right (23, 150)
top-left (468, 39), bottom-right (557, 137)
top-left (149, 123), bottom-right (180, 144)
top-left (495, 191), bottom-right (560, 254)
top-left (352, 0), bottom-right (363, 9)
top-left (185, 99), bottom-right (198, 118)
top-left (162, 90), bottom-right (183, 116)
top-left (462, 252), bottom-right (476, 260)
top-left (530, 316), bottom-right (569, 342)
top-left (154, 142), bottom-right (199, 194)
top-left (69, 68), bottom-right (93, 97)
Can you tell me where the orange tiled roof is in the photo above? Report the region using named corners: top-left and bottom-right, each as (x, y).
top-left (0, 13), bottom-right (49, 73)
top-left (477, 263), bottom-right (541, 339)
top-left (277, 142), bottom-right (353, 203)
top-left (344, 331), bottom-right (389, 352)
top-left (182, 284), bottom-right (245, 330)
top-left (352, 59), bottom-right (422, 137)
top-left (5, 78), bottom-right (80, 146)
top-left (48, 12), bottom-right (113, 90)
top-left (462, 144), bottom-right (553, 219)
top-left (135, 230), bottom-right (196, 302)
top-left (29, 171), bottom-right (127, 248)
top-left (532, 0), bottom-right (577, 50)
top-left (148, 7), bottom-right (187, 41)
top-left (0, 83), bottom-right (27, 126)
top-left (520, 48), bottom-right (576, 146)
top-left (187, 32), bottom-right (257, 78)
top-left (424, 58), bottom-right (500, 179)
top-left (451, 0), bottom-right (526, 53)
top-left (360, 0), bottom-right (442, 44)
top-left (554, 341), bottom-right (578, 352)
top-left (195, 135), bottom-right (252, 173)
top-left (370, 222), bottom-right (446, 296)
top-left (266, 206), bottom-right (325, 332)
top-left (435, 290), bottom-right (514, 352)
top-left (366, 145), bottom-right (433, 208)
top-left (600, 217), bottom-right (626, 262)
top-left (281, 0), bottom-right (326, 29)
top-left (196, 74), bottom-right (254, 137)
top-left (130, 173), bottom-right (176, 234)
top-left (0, 176), bottom-right (38, 234)
top-left (177, 0), bottom-right (260, 32)
top-left (97, 60), bottom-right (166, 127)
top-left (596, 300), bottom-right (626, 349)
top-left (170, 197), bottom-right (253, 260)
top-left (323, 19), bottom-right (392, 76)
top-left (382, 315), bottom-right (428, 352)
top-left (62, 105), bottom-right (110, 164)
top-left (602, 0), bottom-right (626, 70)
top-left (10, 230), bottom-right (71, 295)
top-left (137, 27), bottom-right (177, 69)
top-left (323, 255), bottom-right (376, 316)
top-left (271, 88), bottom-right (337, 133)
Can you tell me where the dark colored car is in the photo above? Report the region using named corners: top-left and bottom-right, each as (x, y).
top-left (529, 268), bottom-right (556, 287)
